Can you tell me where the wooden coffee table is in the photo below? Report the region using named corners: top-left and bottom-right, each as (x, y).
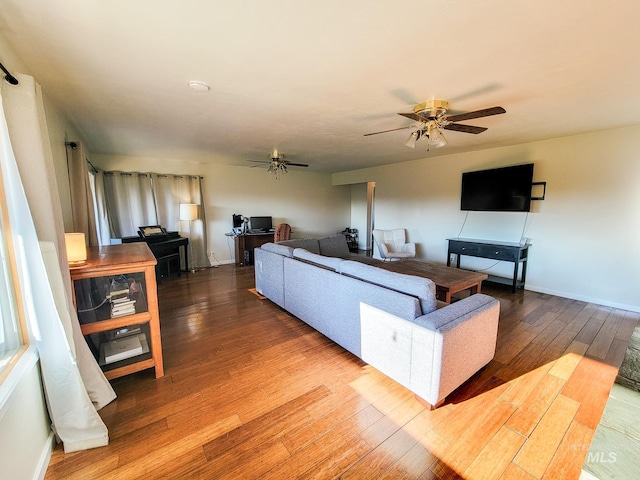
top-left (357, 258), bottom-right (488, 304)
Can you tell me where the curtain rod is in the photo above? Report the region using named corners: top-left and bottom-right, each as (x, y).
top-left (0, 62), bottom-right (19, 85)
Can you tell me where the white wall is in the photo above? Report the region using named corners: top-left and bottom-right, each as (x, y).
top-left (91, 154), bottom-right (352, 264)
top-left (350, 183), bottom-right (368, 250)
top-left (334, 125), bottom-right (640, 312)
top-left (0, 354), bottom-right (52, 480)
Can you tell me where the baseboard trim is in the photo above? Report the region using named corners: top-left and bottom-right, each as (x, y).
top-left (526, 284), bottom-right (640, 313)
top-left (35, 431), bottom-right (55, 480)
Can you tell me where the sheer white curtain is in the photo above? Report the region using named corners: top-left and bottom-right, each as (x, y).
top-left (1, 74), bottom-right (114, 452)
top-left (103, 172), bottom-right (157, 238)
top-left (152, 173), bottom-right (209, 269)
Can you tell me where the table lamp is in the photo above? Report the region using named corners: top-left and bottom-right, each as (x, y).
top-left (65, 232), bottom-right (87, 265)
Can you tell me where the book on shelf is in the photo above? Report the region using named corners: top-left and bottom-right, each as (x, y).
top-left (111, 296), bottom-right (134, 305)
top-left (112, 301), bottom-right (134, 307)
top-left (111, 298), bottom-right (136, 317)
top-left (100, 334), bottom-right (144, 364)
top-left (111, 308), bottom-right (136, 318)
top-left (111, 303), bottom-right (135, 311)
top-left (108, 288), bottom-right (130, 299)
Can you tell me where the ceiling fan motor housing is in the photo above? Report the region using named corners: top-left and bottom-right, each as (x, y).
top-left (414, 100), bottom-right (449, 120)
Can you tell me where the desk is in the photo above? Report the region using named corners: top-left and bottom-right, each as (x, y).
top-left (234, 233), bottom-right (274, 266)
top-left (447, 238), bottom-right (530, 293)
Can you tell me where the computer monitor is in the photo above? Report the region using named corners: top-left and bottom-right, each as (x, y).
top-left (250, 216), bottom-right (272, 232)
top-left (232, 214), bottom-right (243, 228)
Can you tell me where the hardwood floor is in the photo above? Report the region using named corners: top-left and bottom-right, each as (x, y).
top-left (45, 265), bottom-right (639, 479)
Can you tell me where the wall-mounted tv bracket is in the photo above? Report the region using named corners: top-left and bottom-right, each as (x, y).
top-left (531, 181), bottom-right (546, 201)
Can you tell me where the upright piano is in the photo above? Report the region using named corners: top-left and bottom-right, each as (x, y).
top-left (122, 230), bottom-right (189, 281)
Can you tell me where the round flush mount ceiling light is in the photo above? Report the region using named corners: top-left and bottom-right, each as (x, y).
top-left (188, 81), bottom-right (210, 92)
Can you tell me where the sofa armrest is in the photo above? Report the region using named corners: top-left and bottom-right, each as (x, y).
top-left (360, 293), bottom-right (499, 408)
top-left (410, 294), bottom-right (500, 406)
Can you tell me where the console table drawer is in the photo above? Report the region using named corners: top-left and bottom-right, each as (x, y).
top-left (449, 242), bottom-right (517, 261)
top-left (448, 242), bottom-right (481, 256)
top-left (477, 245), bottom-right (516, 261)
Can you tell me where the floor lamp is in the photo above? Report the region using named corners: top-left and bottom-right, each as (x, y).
top-left (179, 203), bottom-right (198, 273)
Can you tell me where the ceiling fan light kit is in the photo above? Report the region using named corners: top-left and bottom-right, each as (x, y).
top-left (365, 99), bottom-right (505, 151)
top-left (248, 150), bottom-right (310, 179)
top-left (267, 151), bottom-right (287, 179)
top-left (404, 130), bottom-right (421, 148)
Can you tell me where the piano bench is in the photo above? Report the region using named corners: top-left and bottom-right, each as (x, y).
top-left (155, 252), bottom-right (181, 283)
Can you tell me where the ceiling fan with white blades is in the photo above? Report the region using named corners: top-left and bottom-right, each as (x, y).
top-left (248, 150), bottom-right (309, 179)
top-left (364, 100), bottom-right (506, 150)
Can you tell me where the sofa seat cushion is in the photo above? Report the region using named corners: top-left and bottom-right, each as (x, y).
top-left (293, 248), bottom-right (344, 271)
top-left (384, 250), bottom-right (414, 258)
top-left (339, 260), bottom-right (437, 314)
top-left (318, 234), bottom-right (351, 258)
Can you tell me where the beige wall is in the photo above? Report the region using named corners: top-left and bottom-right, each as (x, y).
top-left (0, 356), bottom-right (52, 480)
top-left (334, 125), bottom-right (640, 312)
top-left (350, 183), bottom-right (368, 250)
top-left (91, 154), bottom-right (352, 264)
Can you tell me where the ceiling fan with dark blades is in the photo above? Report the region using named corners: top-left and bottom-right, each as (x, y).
top-left (364, 100), bottom-right (505, 149)
top-left (248, 150), bottom-right (309, 179)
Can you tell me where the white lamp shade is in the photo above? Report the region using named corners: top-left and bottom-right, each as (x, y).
top-left (427, 123), bottom-right (447, 148)
top-left (404, 131), bottom-right (419, 148)
top-left (179, 203), bottom-right (198, 221)
top-left (65, 233), bottom-right (87, 264)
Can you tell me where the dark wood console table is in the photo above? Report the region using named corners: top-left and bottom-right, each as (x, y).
top-left (447, 238), bottom-right (530, 293)
top-left (234, 233), bottom-right (274, 266)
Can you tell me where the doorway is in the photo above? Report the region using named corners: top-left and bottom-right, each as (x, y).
top-left (349, 181), bottom-right (375, 254)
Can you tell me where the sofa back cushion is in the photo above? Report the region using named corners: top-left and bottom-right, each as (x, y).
top-left (293, 248), bottom-right (343, 271)
top-left (260, 242), bottom-right (295, 257)
top-left (283, 256), bottom-right (421, 357)
top-left (339, 260), bottom-right (437, 314)
top-left (278, 238), bottom-right (320, 254)
top-left (318, 234), bottom-right (350, 258)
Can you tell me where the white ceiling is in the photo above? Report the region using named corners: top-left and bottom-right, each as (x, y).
top-left (1, 0), bottom-right (639, 173)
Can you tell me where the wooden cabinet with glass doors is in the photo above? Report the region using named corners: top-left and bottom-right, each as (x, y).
top-left (69, 243), bottom-right (164, 380)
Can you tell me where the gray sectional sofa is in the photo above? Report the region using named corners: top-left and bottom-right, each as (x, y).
top-left (254, 235), bottom-right (500, 407)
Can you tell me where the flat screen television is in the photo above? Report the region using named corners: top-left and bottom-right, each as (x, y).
top-left (250, 216), bottom-right (273, 232)
top-left (461, 163), bottom-right (534, 212)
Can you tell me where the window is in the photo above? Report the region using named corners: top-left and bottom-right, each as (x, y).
top-left (0, 164), bottom-right (28, 382)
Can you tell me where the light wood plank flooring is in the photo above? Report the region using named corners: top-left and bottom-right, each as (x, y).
top-left (45, 265), bottom-right (639, 479)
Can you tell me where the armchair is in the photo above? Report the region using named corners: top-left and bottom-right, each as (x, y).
top-left (373, 228), bottom-right (416, 261)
